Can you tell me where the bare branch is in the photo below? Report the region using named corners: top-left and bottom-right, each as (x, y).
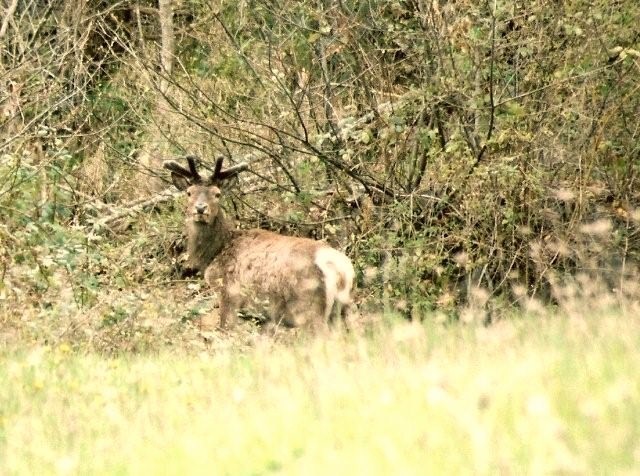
top-left (0, 0), bottom-right (18, 41)
top-left (91, 188), bottom-right (181, 232)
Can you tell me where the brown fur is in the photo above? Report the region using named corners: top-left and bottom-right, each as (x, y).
top-left (173, 175), bottom-right (354, 330)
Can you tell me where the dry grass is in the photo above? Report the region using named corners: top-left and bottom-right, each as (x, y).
top-left (1, 305), bottom-right (639, 475)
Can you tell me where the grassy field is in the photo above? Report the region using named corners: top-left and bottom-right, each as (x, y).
top-left (1, 311), bottom-right (639, 475)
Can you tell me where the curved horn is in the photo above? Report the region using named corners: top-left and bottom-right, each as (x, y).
top-left (163, 160), bottom-right (191, 177)
top-left (164, 156), bottom-right (204, 190)
top-left (212, 155), bottom-right (224, 181)
top-left (186, 155), bottom-right (202, 182)
top-left (210, 155), bottom-right (249, 184)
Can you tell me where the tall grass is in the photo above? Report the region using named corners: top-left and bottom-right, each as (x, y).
top-left (1, 310), bottom-right (639, 475)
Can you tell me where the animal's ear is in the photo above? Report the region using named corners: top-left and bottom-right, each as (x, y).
top-left (171, 173), bottom-right (191, 191)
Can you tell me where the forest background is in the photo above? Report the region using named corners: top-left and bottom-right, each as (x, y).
top-left (2, 1), bottom-right (640, 474)
top-left (1, 0), bottom-right (639, 344)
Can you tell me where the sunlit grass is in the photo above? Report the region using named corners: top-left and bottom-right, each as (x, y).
top-left (1, 311), bottom-right (639, 475)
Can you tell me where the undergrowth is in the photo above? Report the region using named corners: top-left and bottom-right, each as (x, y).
top-left (1, 309), bottom-right (639, 475)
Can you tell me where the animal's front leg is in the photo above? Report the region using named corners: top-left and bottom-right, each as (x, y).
top-left (218, 287), bottom-right (241, 330)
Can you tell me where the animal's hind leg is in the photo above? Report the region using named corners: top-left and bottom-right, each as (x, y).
top-left (327, 301), bottom-right (351, 331)
top-left (339, 302), bottom-right (352, 331)
top-left (283, 294), bottom-right (328, 332)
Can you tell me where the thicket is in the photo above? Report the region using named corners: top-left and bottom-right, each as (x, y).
top-left (1, 0), bottom-right (639, 342)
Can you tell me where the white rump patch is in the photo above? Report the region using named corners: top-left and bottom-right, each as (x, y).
top-left (314, 247), bottom-right (355, 320)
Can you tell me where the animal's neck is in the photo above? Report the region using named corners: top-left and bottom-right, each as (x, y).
top-left (186, 211), bottom-right (235, 273)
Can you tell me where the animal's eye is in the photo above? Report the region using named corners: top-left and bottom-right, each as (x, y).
top-left (214, 191), bottom-right (221, 198)
top-left (186, 190), bottom-right (192, 197)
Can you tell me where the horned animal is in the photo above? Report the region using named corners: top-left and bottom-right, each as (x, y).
top-left (164, 155), bottom-right (354, 330)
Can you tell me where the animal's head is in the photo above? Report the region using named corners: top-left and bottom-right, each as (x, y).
top-left (164, 155), bottom-right (248, 226)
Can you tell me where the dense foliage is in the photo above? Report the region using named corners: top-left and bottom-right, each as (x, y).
top-left (1, 1), bottom-right (640, 339)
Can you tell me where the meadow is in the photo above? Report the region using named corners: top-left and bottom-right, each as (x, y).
top-left (2, 3), bottom-right (640, 474)
top-left (1, 308), bottom-right (639, 475)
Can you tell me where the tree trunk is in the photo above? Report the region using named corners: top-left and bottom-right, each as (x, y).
top-left (137, 0), bottom-right (175, 196)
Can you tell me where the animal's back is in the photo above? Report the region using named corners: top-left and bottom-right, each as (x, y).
top-left (204, 229), bottom-right (353, 327)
